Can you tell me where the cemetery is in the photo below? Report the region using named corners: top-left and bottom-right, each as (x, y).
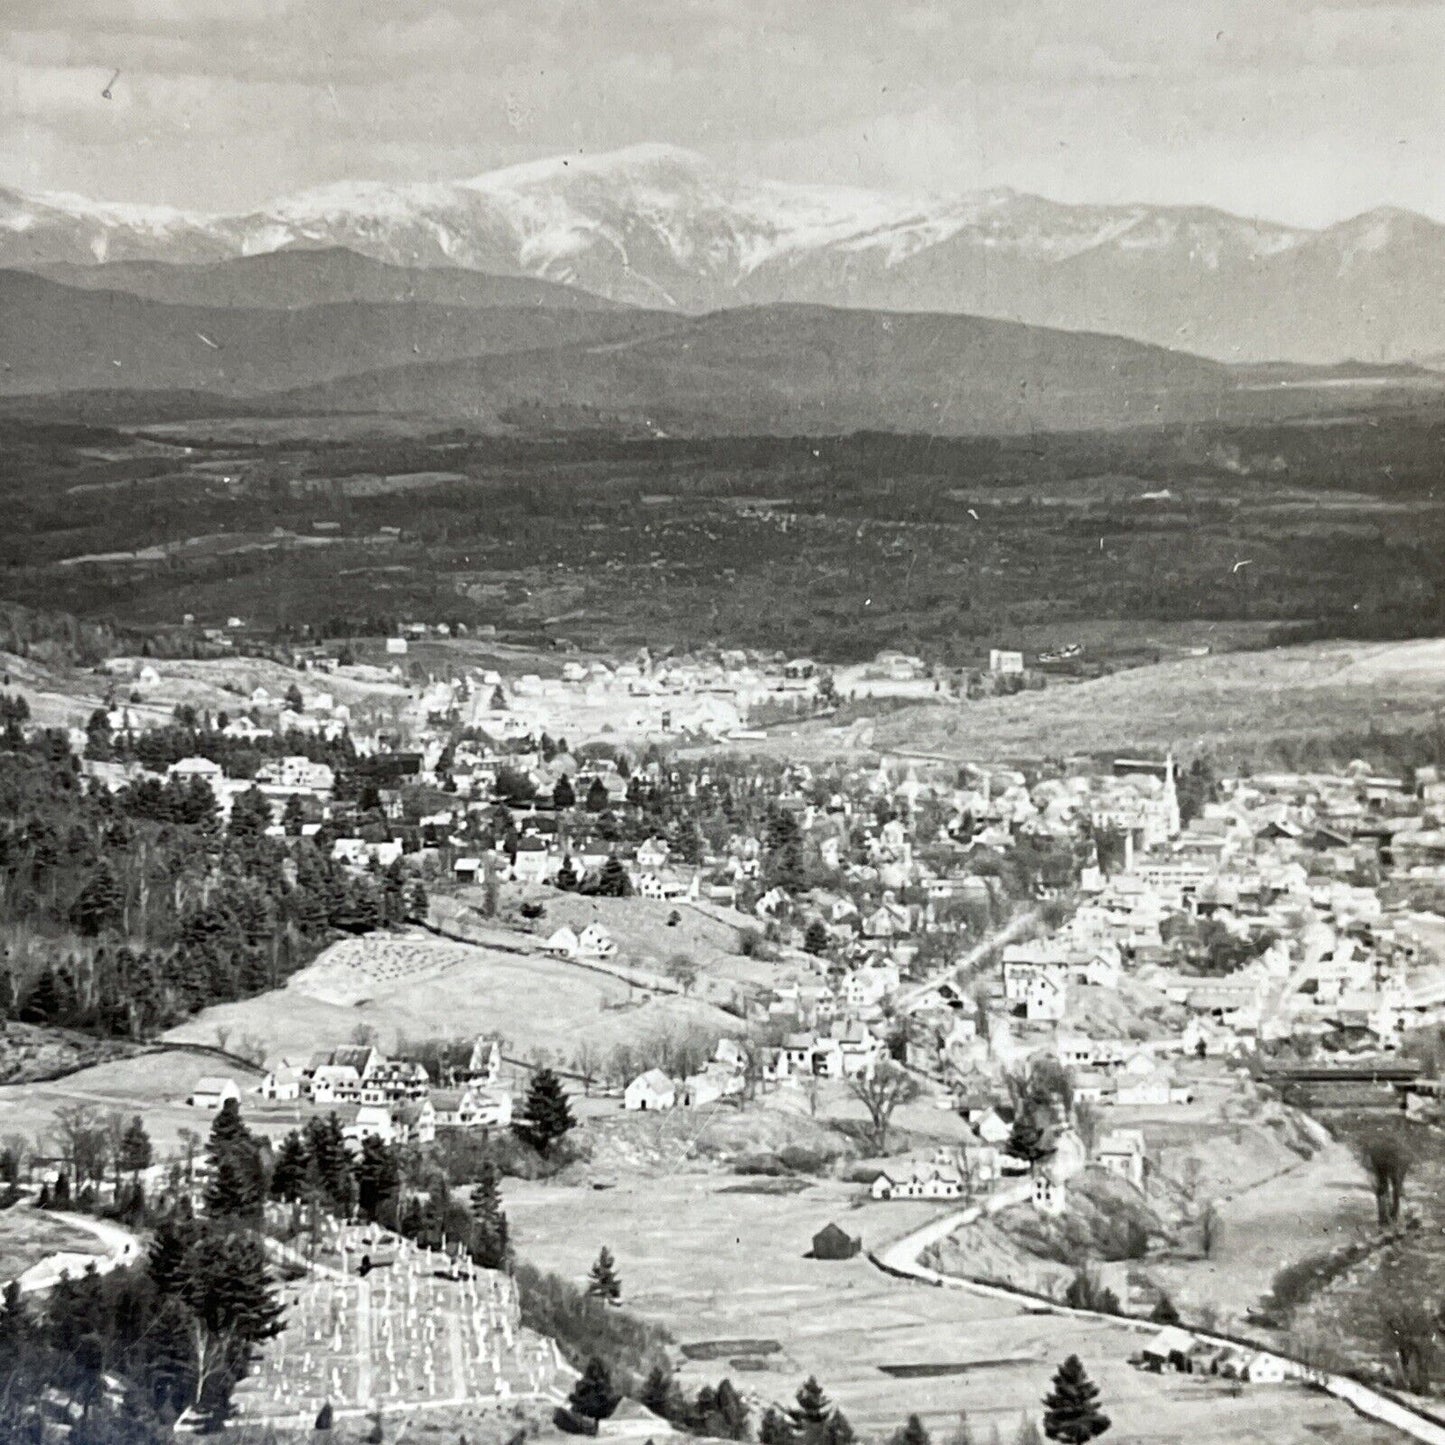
top-left (230, 1220), bottom-right (569, 1425)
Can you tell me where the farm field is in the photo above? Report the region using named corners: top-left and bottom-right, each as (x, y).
top-left (504, 1172), bottom-right (1410, 1443)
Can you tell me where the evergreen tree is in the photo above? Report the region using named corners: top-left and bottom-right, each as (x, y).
top-left (1006, 1109), bottom-right (1051, 1166)
top-left (513, 1067), bottom-right (575, 1156)
top-left (640, 1363), bottom-right (680, 1420)
top-left (553, 775), bottom-right (576, 809)
top-left (71, 861), bottom-right (123, 936)
top-left (586, 1245), bottom-right (622, 1304)
top-left (790, 1376), bottom-right (832, 1431)
top-left (594, 856), bottom-right (633, 898)
top-left (202, 1100), bottom-right (264, 1221)
top-left (568, 1357), bottom-right (620, 1421)
top-left (760, 1406), bottom-right (796, 1445)
top-left (893, 1416), bottom-right (931, 1445)
top-left (302, 1114), bottom-right (357, 1217)
top-left (1042, 1356), bottom-right (1110, 1444)
top-left (355, 1137), bottom-right (400, 1224)
top-left (469, 1161), bottom-right (512, 1271)
top-left (712, 1380), bottom-right (750, 1441)
top-left (270, 1130), bottom-right (309, 1202)
top-left (555, 855), bottom-right (580, 891)
top-left (1149, 1294), bottom-right (1180, 1326)
top-left (118, 1115), bottom-right (152, 1177)
top-left (823, 1411), bottom-right (855, 1445)
top-left (585, 777), bottom-right (609, 812)
top-left (803, 920), bottom-right (830, 956)
top-left (284, 683), bottom-right (305, 713)
top-left (315, 1402), bottom-right (334, 1431)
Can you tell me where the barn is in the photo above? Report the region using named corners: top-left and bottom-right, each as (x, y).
top-left (811, 1222), bottom-right (862, 1260)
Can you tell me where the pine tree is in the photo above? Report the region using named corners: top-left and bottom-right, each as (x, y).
top-left (1042, 1356), bottom-right (1110, 1444)
top-left (1007, 1109), bottom-right (1051, 1166)
top-left (118, 1115), bottom-right (152, 1177)
top-left (595, 856), bottom-right (632, 897)
top-left (553, 775), bottom-right (576, 809)
top-left (713, 1380), bottom-right (750, 1441)
top-left (640, 1363), bottom-right (675, 1418)
top-left (513, 1067), bottom-right (575, 1156)
top-left (568, 1357), bottom-right (620, 1420)
top-left (760, 1406), bottom-right (796, 1445)
top-left (71, 861), bottom-right (123, 936)
top-left (1149, 1294), bottom-right (1180, 1326)
top-left (555, 855), bottom-right (580, 891)
top-left (355, 1136), bottom-right (400, 1224)
top-left (270, 1130), bottom-right (310, 1202)
top-left (585, 777), bottom-right (609, 812)
top-left (303, 1113), bottom-right (358, 1217)
top-left (823, 1411), bottom-right (855, 1445)
top-left (893, 1416), bottom-right (931, 1445)
top-left (202, 1099), bottom-right (264, 1221)
top-left (469, 1160), bottom-right (512, 1271)
top-left (790, 1376), bottom-right (832, 1430)
top-left (586, 1245), bottom-right (622, 1304)
top-left (803, 919), bottom-right (830, 956)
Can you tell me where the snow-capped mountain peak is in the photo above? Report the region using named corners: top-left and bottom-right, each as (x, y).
top-left (2, 145), bottom-right (1444, 362)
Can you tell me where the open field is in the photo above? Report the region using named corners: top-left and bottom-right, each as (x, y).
top-left (0, 1202), bottom-right (112, 1279)
top-left (162, 931), bottom-right (742, 1070)
top-left (505, 1171), bottom-right (1409, 1443)
top-left (0, 1047), bottom-right (267, 1153)
top-left (731, 635), bottom-right (1445, 767)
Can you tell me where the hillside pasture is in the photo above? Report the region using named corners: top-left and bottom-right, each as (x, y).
top-left (161, 932), bottom-right (742, 1070)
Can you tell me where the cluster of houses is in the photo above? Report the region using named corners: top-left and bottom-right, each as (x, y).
top-left (623, 1037), bottom-right (752, 1111)
top-left (188, 1037), bottom-right (511, 1150)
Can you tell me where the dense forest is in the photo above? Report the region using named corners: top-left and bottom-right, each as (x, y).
top-left (0, 700), bottom-right (423, 1041)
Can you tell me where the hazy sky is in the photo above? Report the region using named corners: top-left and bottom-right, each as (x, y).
top-left (3, 0), bottom-right (1443, 225)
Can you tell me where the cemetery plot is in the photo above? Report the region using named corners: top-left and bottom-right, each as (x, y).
top-left (232, 1221), bottom-right (568, 1424)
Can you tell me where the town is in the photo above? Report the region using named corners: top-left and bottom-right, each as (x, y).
top-left (0, 637), bottom-right (1442, 1445)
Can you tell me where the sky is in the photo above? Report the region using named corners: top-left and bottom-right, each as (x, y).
top-left (2, 0), bottom-right (1444, 226)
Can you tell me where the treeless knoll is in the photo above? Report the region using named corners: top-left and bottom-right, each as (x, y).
top-left (864, 637), bottom-right (1445, 766)
top-left (161, 932), bottom-right (739, 1067)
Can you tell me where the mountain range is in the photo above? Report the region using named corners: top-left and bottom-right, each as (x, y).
top-left (6, 144), bottom-right (1445, 363)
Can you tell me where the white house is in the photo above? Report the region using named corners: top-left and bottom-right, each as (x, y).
top-left (624, 1069), bottom-right (676, 1112)
top-left (1095, 1129), bottom-right (1147, 1189)
top-left (258, 1064), bottom-right (301, 1102)
top-left (577, 923), bottom-right (617, 959)
top-left (543, 925), bottom-right (580, 957)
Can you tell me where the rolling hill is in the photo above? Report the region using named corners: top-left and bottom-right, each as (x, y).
top-left (7, 145), bottom-right (1445, 363)
top-left (0, 269), bottom-right (670, 397)
top-left (25, 247), bottom-right (625, 312)
top-left (272, 302), bottom-right (1238, 435)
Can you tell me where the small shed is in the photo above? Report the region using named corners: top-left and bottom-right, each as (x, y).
top-left (187, 1076), bottom-right (241, 1110)
top-left (811, 1222), bottom-right (862, 1260)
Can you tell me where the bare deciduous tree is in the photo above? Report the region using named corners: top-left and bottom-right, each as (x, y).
top-left (847, 1062), bottom-right (922, 1154)
top-left (1381, 1294), bottom-right (1435, 1393)
top-left (1359, 1131), bottom-right (1414, 1226)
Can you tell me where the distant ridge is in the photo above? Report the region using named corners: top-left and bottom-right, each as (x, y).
top-left (25, 248), bottom-right (626, 313)
top-left (6, 144), bottom-right (1445, 362)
